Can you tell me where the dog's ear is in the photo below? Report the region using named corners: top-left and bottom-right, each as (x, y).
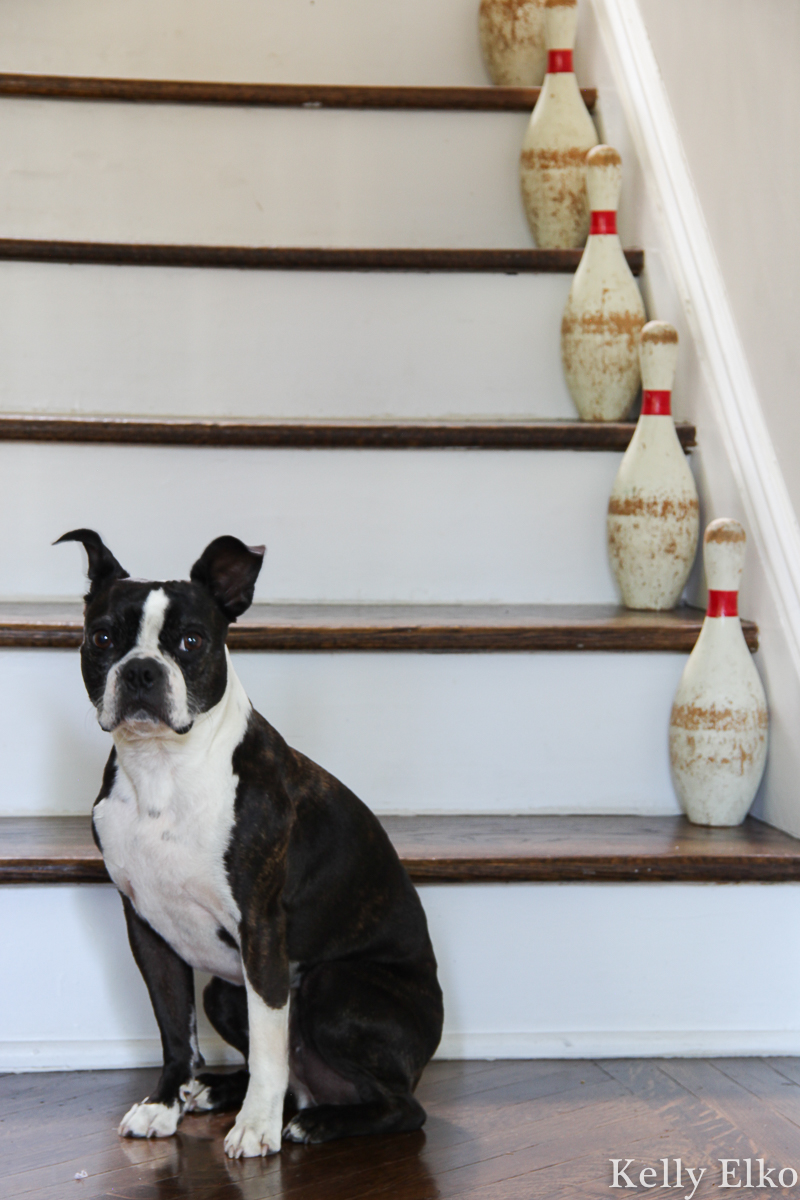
top-left (190, 536), bottom-right (265, 622)
top-left (54, 529), bottom-right (130, 600)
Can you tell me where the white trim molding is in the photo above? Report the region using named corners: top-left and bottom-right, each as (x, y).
top-left (6, 1030), bottom-right (800, 1072)
top-left (590, 0), bottom-right (800, 682)
top-left (437, 1030), bottom-right (800, 1060)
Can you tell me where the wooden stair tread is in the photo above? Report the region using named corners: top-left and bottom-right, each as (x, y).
top-left (2, 814), bottom-right (797, 884)
top-left (0, 241), bottom-right (645, 275)
top-left (0, 73), bottom-right (595, 113)
top-left (0, 415), bottom-right (694, 450)
top-left (0, 601), bottom-right (758, 652)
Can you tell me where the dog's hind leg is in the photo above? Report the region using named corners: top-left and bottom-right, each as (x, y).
top-left (283, 961), bottom-right (442, 1145)
top-left (185, 978), bottom-right (250, 1113)
top-left (285, 1093), bottom-right (426, 1143)
top-left (203, 976), bottom-right (249, 1056)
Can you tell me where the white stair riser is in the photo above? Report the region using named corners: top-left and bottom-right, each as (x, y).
top-left (0, 445), bottom-right (630, 602)
top-left (3, 881), bottom-right (800, 1069)
top-left (0, 101), bottom-right (533, 247)
top-left (0, 0), bottom-right (490, 86)
top-left (0, 0), bottom-right (599, 88)
top-left (0, 263), bottom-right (579, 420)
top-left (0, 649), bottom-right (685, 818)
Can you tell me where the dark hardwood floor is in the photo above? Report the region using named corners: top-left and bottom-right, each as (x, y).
top-left (4, 1059), bottom-right (800, 1198)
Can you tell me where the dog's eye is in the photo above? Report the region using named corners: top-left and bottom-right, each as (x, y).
top-left (92, 630), bottom-right (113, 650)
top-left (178, 633), bottom-right (203, 653)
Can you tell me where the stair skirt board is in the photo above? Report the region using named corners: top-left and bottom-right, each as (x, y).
top-left (4, 882), bottom-right (800, 1070)
top-left (0, 649), bottom-right (688, 818)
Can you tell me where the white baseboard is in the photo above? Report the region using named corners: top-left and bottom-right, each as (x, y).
top-left (6, 1030), bottom-right (800, 1072)
top-left (0, 1037), bottom-right (242, 1073)
top-left (436, 1030), bottom-right (800, 1059)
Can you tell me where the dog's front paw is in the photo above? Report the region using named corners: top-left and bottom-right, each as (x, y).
top-left (224, 1107), bottom-right (282, 1158)
top-left (119, 1099), bottom-right (181, 1139)
top-left (179, 1079), bottom-right (214, 1113)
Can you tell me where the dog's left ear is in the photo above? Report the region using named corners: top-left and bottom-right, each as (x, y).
top-left (54, 528), bottom-right (130, 600)
top-left (190, 536), bottom-right (265, 622)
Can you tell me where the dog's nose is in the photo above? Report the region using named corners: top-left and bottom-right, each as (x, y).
top-left (122, 658), bottom-right (162, 694)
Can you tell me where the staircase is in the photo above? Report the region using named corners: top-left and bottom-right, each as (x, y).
top-left (3, 0), bottom-right (800, 1071)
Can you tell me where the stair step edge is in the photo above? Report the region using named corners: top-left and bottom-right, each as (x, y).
top-left (0, 241), bottom-right (645, 276)
top-left (0, 74), bottom-right (596, 113)
top-left (2, 815), bottom-right (797, 884)
top-left (0, 416), bottom-right (695, 451)
top-left (0, 603), bottom-right (758, 653)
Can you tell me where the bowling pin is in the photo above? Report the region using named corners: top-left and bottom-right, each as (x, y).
top-left (479, 0), bottom-right (547, 87)
top-left (561, 146), bottom-right (646, 420)
top-left (669, 519), bottom-right (768, 826)
top-left (519, 0), bottom-right (598, 248)
top-left (607, 322), bottom-right (699, 609)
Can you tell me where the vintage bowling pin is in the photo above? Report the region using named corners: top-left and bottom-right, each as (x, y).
top-left (479, 0), bottom-right (547, 87)
top-left (607, 322), bottom-right (699, 609)
top-left (669, 520), bottom-right (768, 826)
top-left (519, 0), bottom-right (598, 248)
top-left (561, 146), bottom-right (646, 420)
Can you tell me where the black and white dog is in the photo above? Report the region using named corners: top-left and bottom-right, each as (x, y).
top-left (58, 529), bottom-right (443, 1158)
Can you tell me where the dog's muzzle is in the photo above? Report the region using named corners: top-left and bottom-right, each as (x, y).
top-left (117, 656), bottom-right (170, 723)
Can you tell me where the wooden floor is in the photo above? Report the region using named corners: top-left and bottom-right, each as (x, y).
top-left (5, 1059), bottom-right (800, 1198)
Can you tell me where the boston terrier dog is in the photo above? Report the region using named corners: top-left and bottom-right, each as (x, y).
top-left (57, 529), bottom-right (443, 1158)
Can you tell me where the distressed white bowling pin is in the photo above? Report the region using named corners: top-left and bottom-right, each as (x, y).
top-left (607, 322), bottom-right (699, 609)
top-left (561, 146), bottom-right (646, 420)
top-left (479, 0), bottom-right (547, 87)
top-left (670, 520), bottom-right (768, 826)
top-left (519, 0), bottom-right (598, 248)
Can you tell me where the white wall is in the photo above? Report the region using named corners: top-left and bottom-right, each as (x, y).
top-left (636, 0), bottom-right (800, 520)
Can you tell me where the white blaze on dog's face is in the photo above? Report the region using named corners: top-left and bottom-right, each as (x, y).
top-left (57, 530), bottom-right (265, 737)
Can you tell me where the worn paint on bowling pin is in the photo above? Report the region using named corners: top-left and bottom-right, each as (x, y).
top-left (479, 0), bottom-right (547, 87)
top-left (519, 0), bottom-right (598, 248)
top-left (669, 520), bottom-right (768, 826)
top-left (607, 322), bottom-right (699, 609)
top-left (561, 145), bottom-right (646, 420)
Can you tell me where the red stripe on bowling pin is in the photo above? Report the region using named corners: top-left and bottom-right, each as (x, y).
top-left (589, 210), bottom-right (616, 236)
top-left (547, 49), bottom-right (573, 73)
top-left (640, 390), bottom-right (672, 416)
top-left (706, 589), bottom-right (739, 618)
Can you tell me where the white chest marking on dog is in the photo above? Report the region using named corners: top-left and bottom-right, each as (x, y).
top-left (224, 973), bottom-right (289, 1158)
top-left (94, 654), bottom-right (251, 985)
